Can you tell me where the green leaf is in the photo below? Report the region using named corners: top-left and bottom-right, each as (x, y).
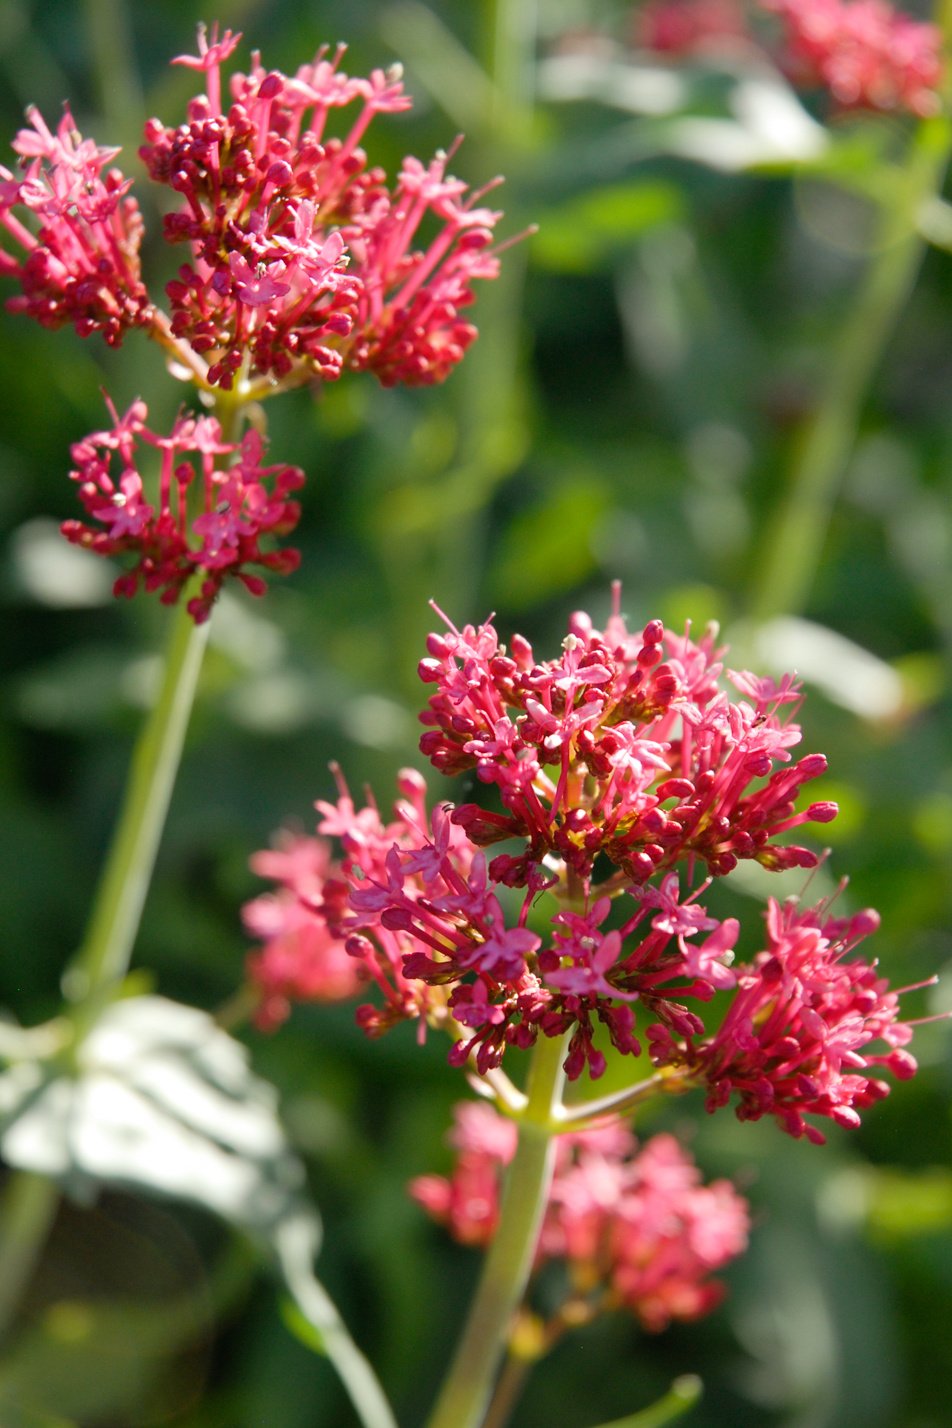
top-left (489, 477), bottom-right (610, 603)
top-left (0, 996), bottom-right (398, 1428)
top-left (0, 995), bottom-right (318, 1247)
top-left (532, 181), bottom-right (684, 272)
top-left (539, 52), bottom-right (827, 172)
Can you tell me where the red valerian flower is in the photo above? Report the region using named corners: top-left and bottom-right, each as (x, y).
top-left (139, 26), bottom-right (505, 390)
top-left (418, 590), bottom-right (834, 886)
top-left (243, 831), bottom-right (365, 1030)
top-left (650, 892), bottom-right (925, 1144)
top-left (61, 395), bottom-right (304, 620)
top-left (0, 105), bottom-right (151, 344)
top-left (2, 29), bottom-right (511, 616)
top-left (633, 0), bottom-right (942, 118)
top-left (244, 590), bottom-right (928, 1135)
top-left (634, 0), bottom-right (751, 56)
top-left (410, 1101), bottom-right (750, 1332)
top-left (763, 0), bottom-right (942, 115)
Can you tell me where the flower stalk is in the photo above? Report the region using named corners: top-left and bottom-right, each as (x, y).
top-left (64, 593), bottom-right (210, 1015)
top-left (749, 35), bottom-right (952, 622)
top-left (424, 1031), bottom-right (567, 1428)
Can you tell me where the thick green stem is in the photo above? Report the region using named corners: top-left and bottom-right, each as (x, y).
top-left (748, 113), bottom-right (952, 623)
top-left (424, 1032), bottom-right (567, 1428)
top-left (0, 1172), bottom-right (60, 1343)
top-left (64, 597), bottom-right (210, 1013)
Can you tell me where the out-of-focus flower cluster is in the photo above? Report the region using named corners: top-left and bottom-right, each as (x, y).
top-left (634, 0), bottom-right (751, 56)
top-left (61, 396), bottom-right (303, 622)
top-left (245, 593), bottom-right (924, 1143)
top-left (765, 0), bottom-right (942, 114)
top-left (0, 106), bottom-right (151, 343)
top-left (0, 25), bottom-right (505, 617)
top-left (634, 0), bottom-right (943, 116)
top-left (410, 1101), bottom-right (750, 1332)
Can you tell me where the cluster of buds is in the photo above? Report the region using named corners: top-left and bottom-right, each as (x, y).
top-left (0, 26), bottom-right (505, 617)
top-left (635, 0), bottom-right (943, 117)
top-left (60, 396), bottom-right (304, 621)
top-left (245, 592), bottom-right (925, 1144)
top-left (410, 1101), bottom-right (750, 1332)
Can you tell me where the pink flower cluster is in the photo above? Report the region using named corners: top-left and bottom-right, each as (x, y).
top-left (0, 105), bottom-right (151, 344)
top-left (1, 26), bottom-right (506, 617)
top-left (243, 832), bottom-right (366, 1031)
top-left (649, 892), bottom-right (919, 1143)
top-left (61, 396), bottom-right (304, 621)
top-left (140, 27), bottom-right (503, 390)
top-left (633, 0), bottom-right (750, 56)
top-left (410, 1101), bottom-right (750, 1332)
top-left (246, 766), bottom-right (473, 1035)
top-left (244, 593), bottom-right (924, 1142)
top-left (765, 0), bottom-right (943, 115)
top-left (634, 0), bottom-right (943, 117)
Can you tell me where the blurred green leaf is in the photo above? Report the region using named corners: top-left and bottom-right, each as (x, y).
top-left (532, 181), bottom-right (684, 272)
top-left (866, 1169), bottom-right (952, 1242)
top-left (0, 995), bottom-right (318, 1248)
top-left (490, 477), bottom-right (610, 603)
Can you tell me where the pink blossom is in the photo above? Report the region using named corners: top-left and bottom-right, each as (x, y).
top-left (61, 396), bottom-right (304, 621)
top-left (140, 33), bottom-right (505, 390)
top-left (411, 1103), bottom-right (750, 1332)
top-left (418, 589), bottom-right (834, 886)
top-left (244, 832), bottom-right (364, 1030)
top-left (634, 0), bottom-right (752, 55)
top-left (651, 893), bottom-right (923, 1143)
top-left (246, 590), bottom-right (929, 1114)
top-left (0, 105), bottom-right (151, 343)
top-left (763, 0), bottom-right (943, 115)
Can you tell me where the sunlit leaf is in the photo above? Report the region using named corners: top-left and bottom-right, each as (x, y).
top-left (539, 52), bottom-right (826, 170)
top-left (0, 995), bottom-right (318, 1248)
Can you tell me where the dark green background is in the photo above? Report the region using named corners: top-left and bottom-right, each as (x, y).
top-left (1, 1), bottom-right (950, 1424)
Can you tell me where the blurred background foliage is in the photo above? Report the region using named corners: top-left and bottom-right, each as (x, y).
top-left (1, 0), bottom-right (951, 1424)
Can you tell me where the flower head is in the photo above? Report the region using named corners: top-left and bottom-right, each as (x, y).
top-left (763, 0), bottom-right (943, 115)
top-left (418, 589), bottom-right (832, 887)
top-left (411, 1102), bottom-right (751, 1332)
top-left (61, 395), bottom-right (304, 620)
top-left (0, 105), bottom-right (151, 343)
top-left (650, 892), bottom-right (921, 1143)
top-left (139, 31), bottom-right (505, 390)
top-left (243, 831), bottom-right (365, 1030)
top-left (634, 0), bottom-right (751, 56)
top-left (244, 589), bottom-right (928, 1138)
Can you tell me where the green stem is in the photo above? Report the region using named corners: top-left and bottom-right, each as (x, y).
top-left (0, 1172), bottom-right (60, 1343)
top-left (748, 113), bottom-right (952, 623)
top-left (0, 402), bottom-right (246, 1338)
top-left (481, 1350), bottom-right (532, 1428)
top-left (276, 1224), bottom-right (398, 1428)
top-left (63, 596), bottom-right (210, 1015)
top-left (424, 1032), bottom-right (567, 1428)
